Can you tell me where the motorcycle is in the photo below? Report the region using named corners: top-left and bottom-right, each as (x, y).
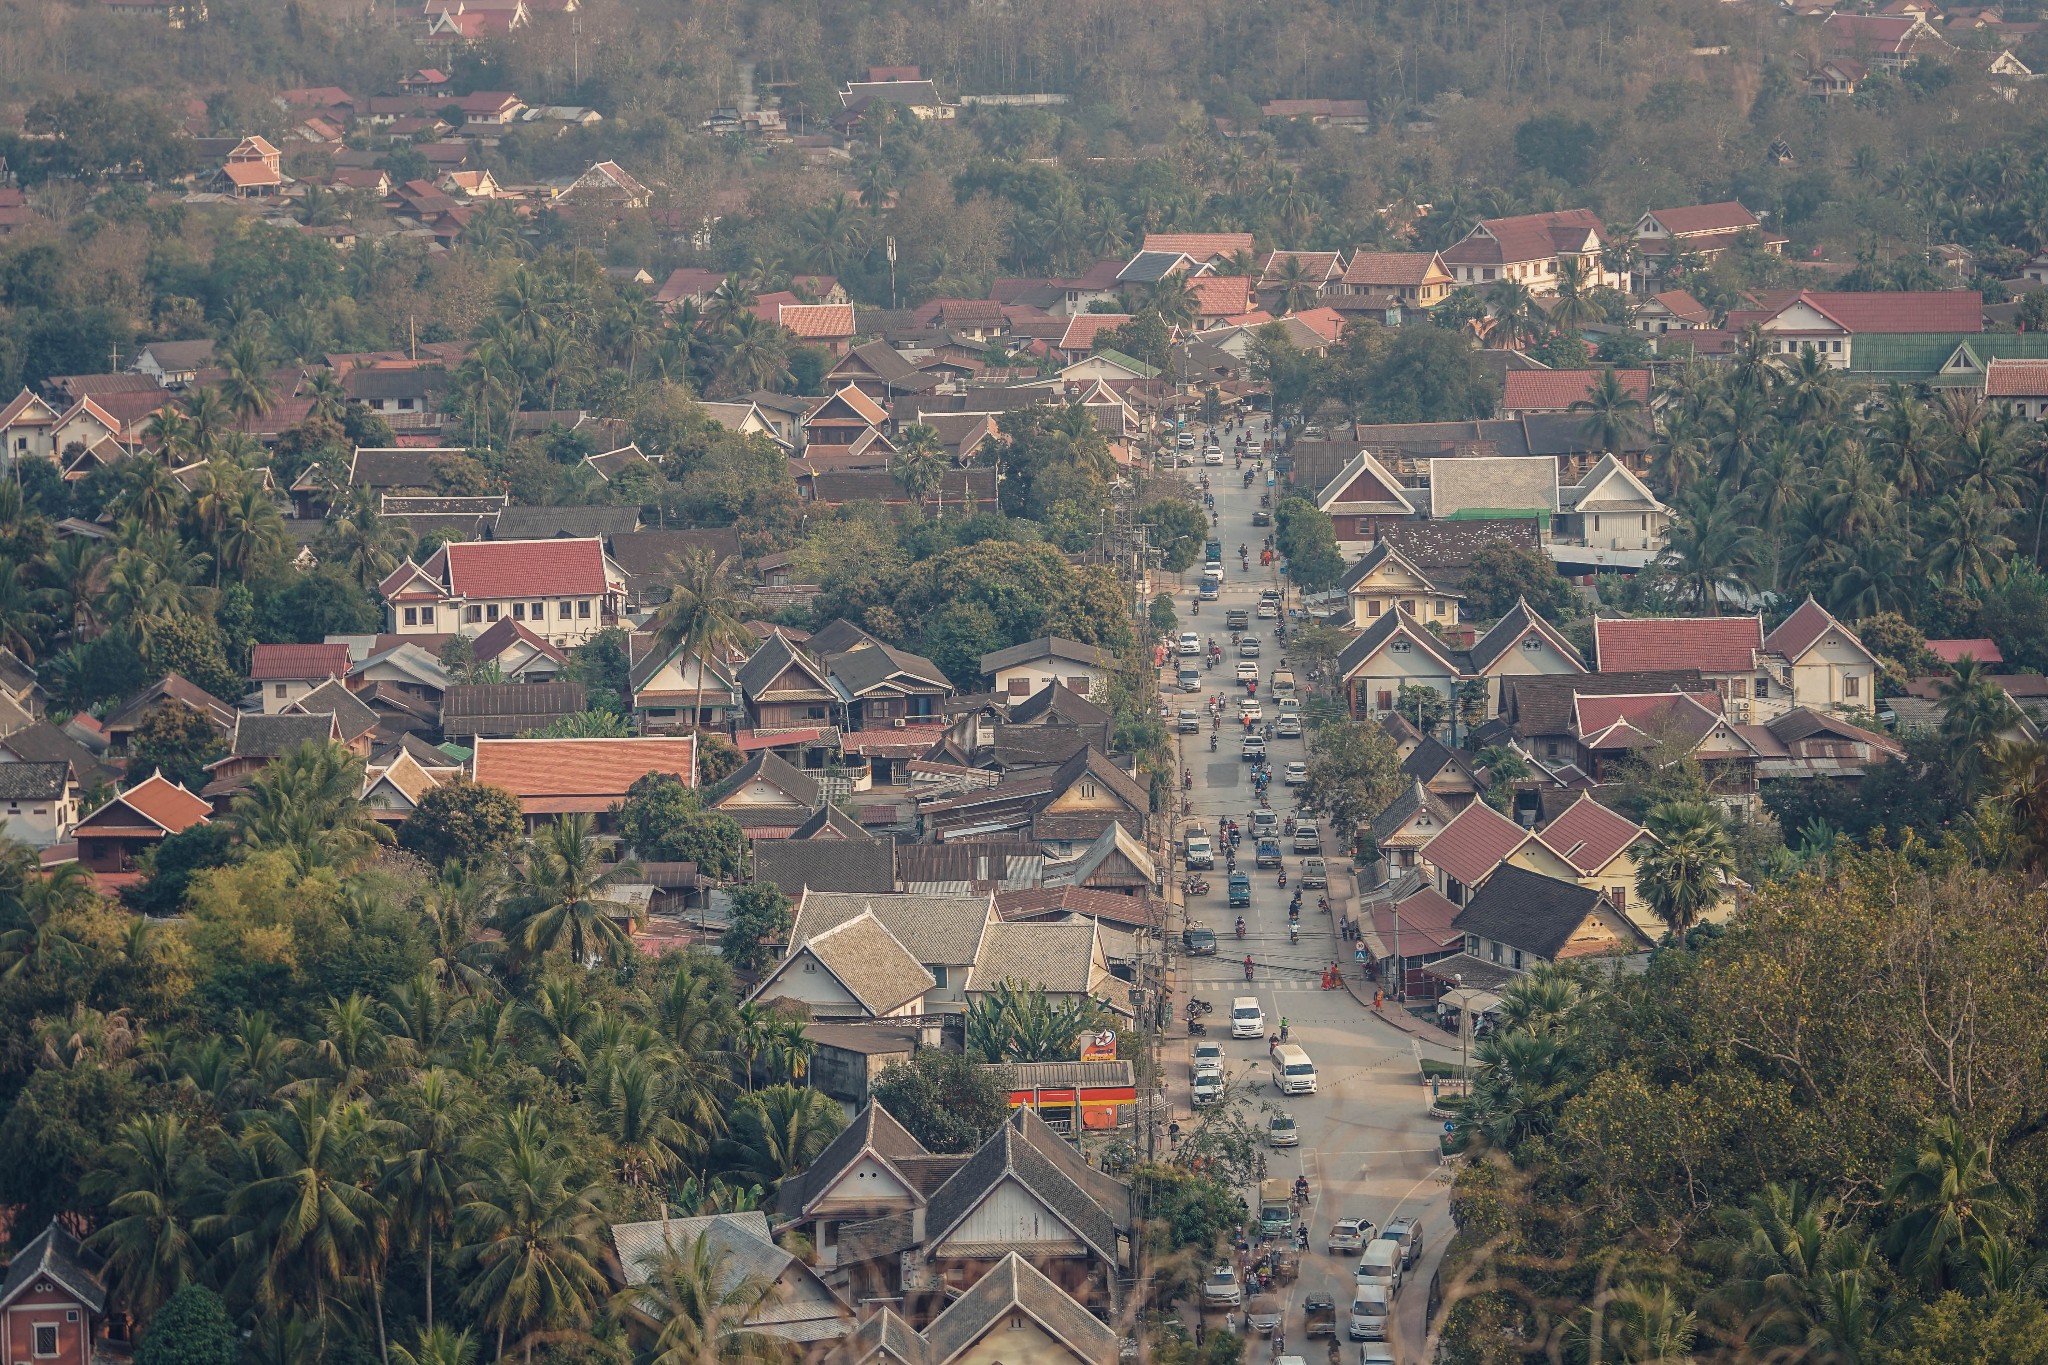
top-left (1209, 734), bottom-right (1218, 752)
top-left (1189, 997), bottom-right (1213, 1015)
top-left (1186, 1017), bottom-right (1207, 1036)
top-left (1235, 918), bottom-right (1247, 939)
top-left (1183, 876), bottom-right (1210, 896)
top-left (1289, 923), bottom-right (1299, 944)
top-left (1244, 957), bottom-right (1256, 981)
top-left (1278, 870), bottom-right (1287, 888)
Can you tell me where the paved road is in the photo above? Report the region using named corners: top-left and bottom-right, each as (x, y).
top-left (1158, 415), bottom-right (1458, 1364)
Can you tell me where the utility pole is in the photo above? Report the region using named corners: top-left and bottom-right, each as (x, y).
top-left (886, 236), bottom-right (897, 310)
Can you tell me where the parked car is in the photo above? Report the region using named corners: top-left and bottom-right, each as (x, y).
top-left (1178, 708), bottom-right (1201, 733)
top-left (1202, 1264), bottom-right (1243, 1306)
top-left (1190, 1039), bottom-right (1224, 1074)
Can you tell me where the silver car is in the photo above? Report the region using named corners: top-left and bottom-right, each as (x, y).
top-left (1202, 1264), bottom-right (1243, 1306)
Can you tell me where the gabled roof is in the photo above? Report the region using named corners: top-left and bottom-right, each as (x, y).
top-left (781, 303), bottom-right (858, 339)
top-left (470, 616), bottom-right (572, 667)
top-left (922, 1252), bottom-right (1119, 1365)
top-left (1401, 735), bottom-right (1483, 791)
top-left (1141, 231), bottom-right (1254, 259)
top-left (777, 1102), bottom-right (931, 1219)
top-left (0, 761), bottom-right (69, 800)
top-left (1592, 615), bottom-right (1762, 674)
top-left (441, 681), bottom-right (588, 734)
top-left (75, 772), bottom-right (212, 836)
top-left (1055, 313), bottom-right (1130, 353)
top-left (1642, 201), bottom-right (1762, 237)
top-left (1337, 541), bottom-right (1447, 597)
top-left (247, 641), bottom-right (352, 683)
top-left (1316, 450), bottom-right (1416, 518)
top-left (1466, 598), bottom-right (1587, 674)
top-left (1007, 681), bottom-right (1113, 729)
top-left (1419, 799), bottom-right (1530, 888)
top-left (0, 1219), bottom-right (105, 1314)
top-left (1763, 597), bottom-right (1877, 666)
top-left (1341, 250), bottom-right (1448, 288)
top-left (1336, 607), bottom-right (1466, 680)
top-left (965, 920), bottom-right (1102, 994)
top-left (103, 674), bottom-right (237, 733)
top-left (471, 736), bottom-right (698, 810)
top-left (714, 749), bottom-right (823, 809)
top-left (789, 802), bottom-right (875, 841)
top-left (1533, 793), bottom-right (1645, 874)
top-left (436, 537), bottom-right (613, 598)
top-left (792, 890), bottom-right (994, 968)
top-left (1646, 289), bottom-right (1711, 323)
top-left (739, 631), bottom-right (837, 701)
top-left (1500, 669), bottom-right (1707, 737)
top-left (1562, 453), bottom-right (1664, 513)
top-left (773, 909), bottom-right (936, 1015)
top-left (829, 642), bottom-right (952, 698)
top-left (924, 1107), bottom-right (1123, 1261)
top-left (978, 636), bottom-right (1117, 676)
top-left (752, 838), bottom-right (898, 898)
top-left (1441, 209), bottom-right (1607, 267)
top-left (285, 678), bottom-right (379, 743)
top-left (1573, 690), bottom-right (1728, 750)
top-left (1428, 456), bottom-right (1560, 519)
top-left (1042, 820), bottom-right (1155, 890)
top-left (221, 711), bottom-right (341, 759)
top-left (1453, 862), bottom-right (1650, 958)
top-left (1756, 288), bottom-right (1981, 335)
top-left (1369, 778), bottom-right (1456, 847)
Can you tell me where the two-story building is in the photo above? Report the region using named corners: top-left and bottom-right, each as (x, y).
top-left (71, 771), bottom-right (213, 880)
top-left (1722, 289), bottom-right (1982, 371)
top-left (979, 637), bottom-right (1120, 704)
top-left (1339, 541), bottom-right (1460, 630)
top-left (1451, 863), bottom-right (1656, 974)
top-left (0, 762), bottom-right (78, 850)
top-left (738, 631), bottom-right (839, 732)
top-left (1317, 451), bottom-right (1418, 554)
top-left (248, 642), bottom-right (352, 713)
top-left (1439, 209), bottom-right (1615, 296)
top-left (1336, 608), bottom-right (1466, 723)
top-left (1335, 251), bottom-right (1454, 309)
top-left (378, 537), bottom-right (626, 647)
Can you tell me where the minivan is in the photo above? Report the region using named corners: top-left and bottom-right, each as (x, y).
top-left (1230, 995), bottom-right (1266, 1038)
top-left (1358, 1238), bottom-right (1404, 1296)
top-left (1348, 1283), bottom-right (1391, 1340)
top-left (1270, 1043), bottom-right (1318, 1095)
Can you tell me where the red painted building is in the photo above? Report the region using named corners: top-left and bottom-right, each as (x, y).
top-left (0, 1221), bottom-right (106, 1365)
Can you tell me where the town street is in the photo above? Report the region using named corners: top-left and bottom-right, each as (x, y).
top-left (1158, 414), bottom-right (1461, 1363)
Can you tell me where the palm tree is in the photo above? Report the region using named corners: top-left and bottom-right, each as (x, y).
top-left (380, 1070), bottom-right (469, 1332)
top-left (649, 547), bottom-right (749, 732)
top-left (81, 1113), bottom-right (212, 1325)
top-left (36, 536), bottom-right (108, 639)
top-left (323, 491), bottom-right (411, 594)
top-left (1660, 487), bottom-right (1754, 614)
top-left (588, 1053), bottom-right (701, 1184)
top-left (215, 484), bottom-right (287, 583)
top-left (1590, 1283), bottom-right (1697, 1365)
top-left (456, 1106), bottom-right (610, 1359)
top-left (1634, 801), bottom-right (1734, 938)
top-left (1483, 278), bottom-right (1538, 350)
top-left (502, 815), bottom-right (644, 968)
top-left (231, 740), bottom-right (391, 875)
top-left (181, 386), bottom-right (232, 455)
top-left (0, 562), bottom-right (53, 661)
top-left (609, 1230), bottom-right (786, 1365)
top-left (221, 1092), bottom-right (381, 1336)
top-left (1884, 1115), bottom-right (2014, 1288)
top-left (218, 335), bottom-right (277, 424)
top-left (1144, 274), bottom-right (1197, 330)
top-left (1939, 657), bottom-right (2024, 796)
top-left (1269, 254), bottom-right (1320, 314)
top-left (718, 313), bottom-right (793, 394)
top-left (1550, 256), bottom-right (1603, 331)
top-left (306, 369), bottom-right (352, 425)
top-left (0, 859), bottom-right (94, 979)
top-left (800, 193), bottom-right (868, 276)
top-left (1570, 369), bottom-right (1646, 455)
top-left (733, 1085), bottom-right (846, 1185)
top-left (391, 1325), bottom-right (481, 1365)
top-left (890, 424), bottom-right (948, 513)
top-left (654, 956), bottom-right (735, 1141)
top-left (1775, 344), bottom-right (1844, 425)
top-left (1925, 489), bottom-right (2015, 592)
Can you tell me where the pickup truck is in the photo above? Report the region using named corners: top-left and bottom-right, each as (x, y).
top-left (1303, 1294), bottom-right (1337, 1339)
top-left (1299, 858), bottom-right (1328, 888)
top-left (1185, 834), bottom-right (1214, 869)
top-left (1256, 838), bottom-right (1282, 868)
top-left (1225, 608), bottom-right (1250, 629)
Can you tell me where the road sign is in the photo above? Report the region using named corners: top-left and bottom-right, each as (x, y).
top-left (1354, 946), bottom-right (1367, 964)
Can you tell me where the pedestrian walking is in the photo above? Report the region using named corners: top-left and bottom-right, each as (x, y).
top-left (1225, 1311), bottom-right (1237, 1337)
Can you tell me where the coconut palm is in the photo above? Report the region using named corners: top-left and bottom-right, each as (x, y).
top-left (456, 1106), bottom-right (610, 1359)
top-left (1634, 801), bottom-right (1734, 938)
top-left (1660, 487), bottom-right (1754, 614)
top-left (230, 741), bottom-right (391, 875)
top-left (81, 1114), bottom-right (212, 1325)
top-left (181, 386), bottom-right (232, 454)
top-left (502, 815), bottom-right (645, 969)
top-left (1550, 256), bottom-right (1604, 331)
top-left (1483, 278), bottom-right (1538, 350)
top-left (588, 1053), bottom-right (702, 1184)
top-left (0, 859), bottom-right (94, 979)
top-left (391, 1325), bottom-right (481, 1365)
top-left (0, 562), bottom-right (53, 661)
top-left (1269, 254), bottom-right (1321, 314)
top-left (609, 1230), bottom-right (787, 1365)
top-left (1925, 489), bottom-right (2015, 593)
top-left (718, 312), bottom-right (793, 394)
top-left (323, 491), bottom-right (411, 594)
top-left (732, 1085), bottom-right (846, 1185)
top-left (654, 956), bottom-right (735, 1141)
top-left (800, 193), bottom-right (868, 276)
top-left (1884, 1115), bottom-right (2014, 1288)
top-left (380, 1069), bottom-right (470, 1332)
top-left (36, 536), bottom-right (108, 639)
top-left (1570, 368), bottom-right (1646, 455)
top-left (649, 547), bottom-right (749, 733)
top-left (890, 424), bottom-right (949, 513)
top-left (1939, 656), bottom-right (2025, 795)
top-left (218, 335), bottom-right (276, 424)
top-left (1145, 274), bottom-right (1197, 330)
top-left (215, 484), bottom-right (288, 583)
top-left (306, 369), bottom-right (352, 424)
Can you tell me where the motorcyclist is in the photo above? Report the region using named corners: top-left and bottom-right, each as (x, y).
top-left (1210, 733), bottom-right (1218, 752)
top-left (1236, 917), bottom-right (1246, 938)
top-left (1244, 955), bottom-right (1255, 980)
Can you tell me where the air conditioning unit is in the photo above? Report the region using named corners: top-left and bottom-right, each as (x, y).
top-left (892, 717), bottom-right (907, 729)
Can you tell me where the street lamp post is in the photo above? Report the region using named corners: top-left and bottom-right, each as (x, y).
top-left (1454, 972), bottom-right (1468, 1094)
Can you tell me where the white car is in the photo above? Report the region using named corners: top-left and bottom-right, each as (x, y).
top-left (1192, 1066), bottom-right (1225, 1106)
top-left (1235, 661), bottom-right (1260, 681)
top-left (1177, 431), bottom-right (1196, 448)
top-left (1230, 995), bottom-right (1266, 1038)
top-left (1327, 1218), bottom-right (1376, 1256)
top-left (1284, 762), bottom-right (1307, 785)
top-left (1202, 1265), bottom-right (1244, 1307)
top-left (1256, 600), bottom-right (1279, 619)
top-left (1268, 1112), bottom-right (1299, 1147)
top-left (1239, 638), bottom-right (1261, 657)
top-left (1191, 1039), bottom-right (1224, 1073)
top-left (1179, 632), bottom-right (1200, 657)
top-left (1239, 699), bottom-right (1263, 722)
top-left (1203, 448), bottom-right (1224, 466)
top-left (1246, 439), bottom-right (1265, 456)
top-left (1276, 714), bottom-right (1303, 738)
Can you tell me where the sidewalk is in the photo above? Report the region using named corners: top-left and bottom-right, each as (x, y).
top-left (1320, 864), bottom-right (1445, 1043)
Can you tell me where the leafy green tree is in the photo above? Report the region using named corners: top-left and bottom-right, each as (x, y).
top-left (1141, 498), bottom-right (1209, 573)
top-left (614, 772), bottom-right (745, 879)
top-left (1514, 112), bottom-right (1601, 185)
top-left (1150, 593), bottom-right (1179, 639)
top-left (398, 779), bottom-right (526, 872)
top-left (1460, 542), bottom-right (1576, 623)
top-left (720, 883), bottom-right (793, 973)
top-left (128, 699), bottom-right (225, 793)
top-left (730, 1084), bottom-right (846, 1186)
top-left (870, 1049), bottom-right (1012, 1153)
top-left (1362, 326), bottom-right (1500, 422)
top-left (124, 820), bottom-right (240, 917)
top-left (133, 1284), bottom-right (236, 1365)
top-left (253, 570), bottom-right (382, 644)
top-left (141, 614), bottom-right (243, 703)
top-left (1272, 498), bottom-right (1345, 591)
top-left (1394, 683), bottom-right (1449, 737)
top-left (82, 1115), bottom-right (212, 1326)
top-left (1298, 720), bottom-right (1404, 858)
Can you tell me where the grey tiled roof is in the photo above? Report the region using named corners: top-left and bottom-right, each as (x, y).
top-left (753, 839), bottom-right (897, 897)
top-left (798, 910), bottom-right (937, 1014)
top-left (922, 1253), bottom-right (1118, 1365)
top-left (965, 921), bottom-right (1099, 994)
top-left (792, 890), bottom-right (992, 968)
top-left (1465, 598), bottom-right (1586, 673)
top-left (1368, 778), bottom-right (1455, 846)
top-left (1452, 862), bottom-right (1645, 958)
top-left (924, 1108), bottom-right (1122, 1262)
top-left (0, 760), bottom-right (68, 800)
top-left (778, 1103), bottom-right (930, 1218)
top-left (829, 641), bottom-right (951, 698)
top-left (0, 1219), bottom-right (104, 1313)
top-left (492, 504), bottom-right (641, 540)
top-left (290, 678), bottom-right (380, 741)
top-left (230, 713), bottom-right (337, 757)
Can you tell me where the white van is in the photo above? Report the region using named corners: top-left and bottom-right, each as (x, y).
top-left (1358, 1238), bottom-right (1404, 1296)
top-left (1348, 1283), bottom-right (1391, 1340)
top-left (1270, 1043), bottom-right (1318, 1095)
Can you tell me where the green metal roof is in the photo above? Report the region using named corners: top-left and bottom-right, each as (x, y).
top-left (1092, 348), bottom-right (1162, 378)
top-left (1848, 331), bottom-right (2048, 383)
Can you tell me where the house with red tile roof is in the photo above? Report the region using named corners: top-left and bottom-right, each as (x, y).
top-left (1986, 357), bottom-right (2048, 419)
top-left (1925, 637), bottom-right (2003, 666)
top-left (655, 267), bottom-right (727, 310)
top-left (1820, 10), bottom-right (1954, 67)
top-left (379, 537), bottom-right (625, 648)
top-left (1633, 201), bottom-right (1786, 275)
top-left (250, 643), bottom-right (352, 713)
top-left (1634, 289), bottom-right (1712, 338)
top-left (1187, 276), bottom-right (1258, 325)
top-left (1418, 798), bottom-right (1530, 904)
top-left (1569, 690), bottom-right (1763, 808)
top-left (1501, 368), bottom-right (1651, 415)
top-left (1055, 313), bottom-right (1131, 358)
top-left (1440, 210), bottom-right (1616, 297)
top-left (472, 735), bottom-right (698, 827)
top-left (778, 303), bottom-right (858, 355)
top-left (72, 772), bottom-right (212, 880)
top-left (1593, 616), bottom-right (1766, 715)
top-left (1504, 792), bottom-right (1664, 932)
